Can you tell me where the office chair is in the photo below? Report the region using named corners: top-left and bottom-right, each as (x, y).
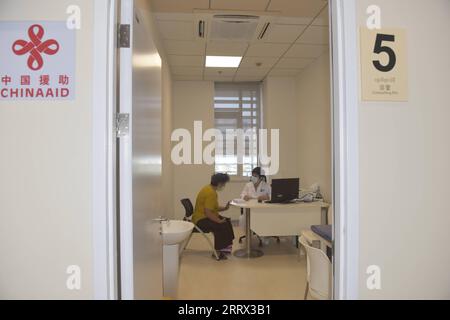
top-left (238, 208), bottom-right (280, 247)
top-left (299, 236), bottom-right (331, 300)
top-left (180, 198), bottom-right (220, 260)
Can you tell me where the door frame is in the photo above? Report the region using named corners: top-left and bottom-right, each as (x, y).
top-left (116, 0), bottom-right (135, 300)
top-left (329, 0), bottom-right (360, 299)
top-left (92, 0), bottom-right (361, 300)
top-left (92, 0), bottom-right (119, 300)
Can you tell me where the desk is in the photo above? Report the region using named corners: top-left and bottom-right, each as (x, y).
top-left (231, 199), bottom-right (330, 259)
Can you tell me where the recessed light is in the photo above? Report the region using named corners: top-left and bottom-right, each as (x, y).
top-left (205, 56), bottom-right (242, 68)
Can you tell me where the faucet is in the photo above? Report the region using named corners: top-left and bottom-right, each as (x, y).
top-left (153, 216), bottom-right (169, 223)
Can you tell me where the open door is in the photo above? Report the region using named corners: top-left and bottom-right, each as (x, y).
top-left (117, 0), bottom-right (164, 300)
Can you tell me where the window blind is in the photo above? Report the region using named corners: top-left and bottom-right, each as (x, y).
top-left (214, 82), bottom-right (261, 177)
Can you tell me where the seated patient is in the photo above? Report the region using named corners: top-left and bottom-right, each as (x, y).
top-left (192, 173), bottom-right (235, 260)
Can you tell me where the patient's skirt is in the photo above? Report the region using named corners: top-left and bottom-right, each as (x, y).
top-left (196, 218), bottom-right (235, 250)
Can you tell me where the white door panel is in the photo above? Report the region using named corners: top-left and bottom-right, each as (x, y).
top-left (118, 0), bottom-right (163, 300)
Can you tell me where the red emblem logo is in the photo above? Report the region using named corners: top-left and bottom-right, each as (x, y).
top-left (12, 24), bottom-right (59, 71)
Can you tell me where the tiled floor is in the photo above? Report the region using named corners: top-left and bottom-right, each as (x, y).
top-left (177, 226), bottom-right (308, 300)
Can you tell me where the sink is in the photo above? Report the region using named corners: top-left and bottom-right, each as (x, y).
top-left (161, 220), bottom-right (194, 245)
top-left (161, 220), bottom-right (194, 299)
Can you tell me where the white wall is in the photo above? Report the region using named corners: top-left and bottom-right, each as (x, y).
top-left (0, 0), bottom-right (94, 299)
top-left (263, 77), bottom-right (299, 180)
top-left (172, 81), bottom-right (215, 219)
top-left (295, 53), bottom-right (332, 203)
top-left (356, 0), bottom-right (450, 299)
top-left (0, 0), bottom-right (175, 299)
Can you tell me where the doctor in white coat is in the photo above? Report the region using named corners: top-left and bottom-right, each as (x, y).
top-left (239, 167), bottom-right (271, 243)
top-left (240, 167), bottom-right (271, 201)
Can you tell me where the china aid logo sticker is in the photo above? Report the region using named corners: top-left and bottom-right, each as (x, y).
top-left (12, 24), bottom-right (60, 71)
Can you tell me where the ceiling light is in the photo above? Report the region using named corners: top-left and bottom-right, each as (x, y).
top-left (205, 56), bottom-right (242, 68)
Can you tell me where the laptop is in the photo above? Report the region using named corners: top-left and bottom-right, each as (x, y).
top-left (266, 178), bottom-right (300, 203)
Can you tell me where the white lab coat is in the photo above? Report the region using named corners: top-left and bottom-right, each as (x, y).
top-left (239, 181), bottom-right (271, 232)
top-left (240, 181), bottom-right (271, 200)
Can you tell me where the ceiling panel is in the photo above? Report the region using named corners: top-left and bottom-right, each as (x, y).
top-left (275, 57), bottom-right (313, 69)
top-left (246, 43), bottom-right (290, 57)
top-left (173, 75), bottom-right (204, 81)
top-left (235, 67), bottom-right (270, 77)
top-left (296, 25), bottom-right (329, 44)
top-left (168, 55), bottom-right (205, 67)
top-left (285, 43), bottom-right (328, 58)
top-left (275, 16), bottom-right (313, 25)
top-left (151, 0), bottom-right (210, 13)
top-left (233, 76), bottom-right (263, 82)
top-left (204, 68), bottom-right (237, 77)
top-left (264, 24), bottom-right (307, 43)
top-left (269, 68), bottom-right (302, 76)
top-left (210, 0), bottom-right (270, 11)
top-left (155, 13), bottom-right (195, 21)
top-left (155, 8), bottom-right (331, 80)
top-left (157, 20), bottom-right (195, 40)
top-left (171, 66), bottom-right (204, 76)
top-left (204, 76), bottom-right (234, 82)
top-left (239, 56), bottom-right (278, 69)
top-left (312, 7), bottom-right (329, 26)
top-left (267, 0), bottom-right (327, 18)
top-left (164, 40), bottom-right (206, 55)
top-left (206, 41), bottom-right (248, 56)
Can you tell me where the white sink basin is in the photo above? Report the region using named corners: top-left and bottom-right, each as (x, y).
top-left (161, 220), bottom-right (194, 246)
top-left (162, 220), bottom-right (195, 298)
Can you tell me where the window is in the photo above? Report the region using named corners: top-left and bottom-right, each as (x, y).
top-left (214, 82), bottom-right (261, 177)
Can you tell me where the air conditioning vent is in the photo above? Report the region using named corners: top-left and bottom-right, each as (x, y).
top-left (213, 14), bottom-right (259, 20)
top-left (209, 14), bottom-right (260, 41)
top-left (257, 22), bottom-right (271, 40)
top-left (198, 20), bottom-right (206, 38)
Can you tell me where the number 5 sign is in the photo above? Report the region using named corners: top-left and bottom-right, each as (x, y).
top-left (360, 28), bottom-right (408, 101)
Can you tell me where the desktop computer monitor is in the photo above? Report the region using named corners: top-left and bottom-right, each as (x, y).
top-left (269, 178), bottom-right (300, 203)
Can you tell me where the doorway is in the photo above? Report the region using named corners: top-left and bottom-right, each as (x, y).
top-left (92, 0), bottom-right (359, 300)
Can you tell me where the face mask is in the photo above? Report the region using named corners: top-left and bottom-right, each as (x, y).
top-left (217, 185), bottom-right (225, 191)
top-left (250, 176), bottom-right (259, 184)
